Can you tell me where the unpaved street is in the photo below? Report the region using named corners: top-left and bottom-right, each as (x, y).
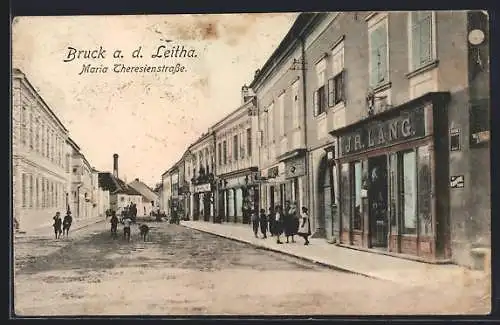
top-left (14, 221), bottom-right (490, 316)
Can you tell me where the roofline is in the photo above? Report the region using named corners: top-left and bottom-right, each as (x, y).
top-left (13, 68), bottom-right (69, 133)
top-left (211, 98), bottom-right (256, 132)
top-left (67, 137), bottom-right (81, 151)
top-left (248, 13), bottom-right (320, 90)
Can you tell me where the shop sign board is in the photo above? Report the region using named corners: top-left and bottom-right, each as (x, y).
top-left (285, 157), bottom-right (306, 178)
top-left (338, 106), bottom-right (426, 157)
top-left (194, 183), bottom-right (211, 193)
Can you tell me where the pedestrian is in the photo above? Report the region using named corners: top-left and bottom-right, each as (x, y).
top-left (274, 205), bottom-right (283, 244)
top-left (297, 207), bottom-right (311, 245)
top-left (268, 206), bottom-right (275, 236)
top-left (259, 208), bottom-right (268, 239)
top-left (250, 209), bottom-right (259, 238)
top-left (52, 212), bottom-right (62, 239)
top-left (110, 211), bottom-right (119, 239)
top-left (62, 211), bottom-right (73, 237)
top-left (123, 216), bottom-right (132, 241)
top-left (283, 200), bottom-right (295, 243)
top-left (290, 201), bottom-right (300, 242)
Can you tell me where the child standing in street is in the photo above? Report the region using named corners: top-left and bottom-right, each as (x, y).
top-left (297, 207), bottom-right (311, 245)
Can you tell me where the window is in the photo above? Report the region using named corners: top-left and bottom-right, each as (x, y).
top-left (22, 174), bottom-right (27, 208)
top-left (28, 175), bottom-right (33, 208)
top-left (35, 177), bottom-right (39, 208)
top-left (369, 20), bottom-right (388, 87)
top-left (217, 143), bottom-right (222, 166)
top-left (29, 111), bottom-right (34, 149)
top-left (233, 135), bottom-right (238, 160)
top-left (21, 106), bottom-right (27, 144)
top-left (240, 131), bottom-right (245, 159)
top-left (278, 92), bottom-right (285, 136)
top-left (292, 80), bottom-right (300, 128)
top-left (352, 161), bottom-right (362, 230)
top-left (409, 11), bottom-right (434, 71)
top-left (73, 167), bottom-right (78, 174)
top-left (328, 41), bottom-right (346, 107)
top-left (313, 58), bottom-right (327, 116)
top-left (267, 103), bottom-right (274, 144)
top-left (401, 150), bottom-right (417, 234)
top-left (246, 128), bottom-right (252, 157)
top-left (35, 118), bottom-right (40, 152)
top-left (223, 140), bottom-right (227, 165)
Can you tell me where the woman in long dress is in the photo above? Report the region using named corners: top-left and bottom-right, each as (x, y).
top-left (274, 205), bottom-right (283, 244)
top-left (297, 207), bottom-right (311, 245)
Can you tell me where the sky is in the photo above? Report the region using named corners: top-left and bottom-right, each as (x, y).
top-left (12, 13), bottom-right (297, 187)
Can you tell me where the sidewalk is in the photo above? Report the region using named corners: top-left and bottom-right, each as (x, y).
top-left (181, 221), bottom-right (489, 289)
top-left (14, 215), bottom-right (106, 239)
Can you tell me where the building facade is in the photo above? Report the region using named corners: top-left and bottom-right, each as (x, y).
top-left (187, 133), bottom-right (216, 222)
top-left (128, 178), bottom-right (160, 217)
top-left (160, 170), bottom-right (171, 216)
top-left (212, 89), bottom-right (259, 224)
top-left (301, 11), bottom-right (489, 266)
top-left (248, 18), bottom-right (311, 223)
top-left (12, 68), bottom-right (70, 232)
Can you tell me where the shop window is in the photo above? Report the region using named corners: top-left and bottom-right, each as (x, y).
top-left (417, 145), bottom-right (433, 236)
top-left (388, 153), bottom-right (398, 231)
top-left (235, 188), bottom-right (243, 217)
top-left (340, 163), bottom-right (350, 230)
top-left (401, 150), bottom-right (417, 234)
top-left (247, 128), bottom-right (252, 157)
top-left (352, 161), bottom-right (362, 230)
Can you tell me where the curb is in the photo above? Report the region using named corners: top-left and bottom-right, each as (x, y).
top-left (180, 223), bottom-right (389, 282)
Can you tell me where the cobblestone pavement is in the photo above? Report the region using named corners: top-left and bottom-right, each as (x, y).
top-left (13, 222), bottom-right (490, 316)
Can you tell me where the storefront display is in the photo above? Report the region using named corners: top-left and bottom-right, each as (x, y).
top-left (330, 92), bottom-right (451, 262)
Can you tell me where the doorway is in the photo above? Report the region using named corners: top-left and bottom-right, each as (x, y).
top-left (269, 185), bottom-right (275, 211)
top-left (369, 155), bottom-right (388, 248)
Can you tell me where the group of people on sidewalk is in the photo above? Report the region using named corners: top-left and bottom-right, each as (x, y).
top-left (251, 200), bottom-right (311, 245)
top-left (52, 211), bottom-right (73, 239)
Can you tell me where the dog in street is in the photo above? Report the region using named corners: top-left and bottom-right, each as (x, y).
top-left (139, 224), bottom-right (150, 242)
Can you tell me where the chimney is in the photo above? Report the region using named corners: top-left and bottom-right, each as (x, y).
top-left (113, 154), bottom-right (119, 178)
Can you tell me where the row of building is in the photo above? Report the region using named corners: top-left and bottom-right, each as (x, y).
top-left (12, 69), bottom-right (159, 233)
top-left (159, 11), bottom-right (490, 268)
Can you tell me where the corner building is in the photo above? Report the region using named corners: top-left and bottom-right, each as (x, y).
top-left (302, 11), bottom-right (489, 266)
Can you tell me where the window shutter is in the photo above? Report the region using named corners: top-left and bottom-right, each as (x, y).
top-left (370, 30), bottom-right (381, 87)
top-left (328, 78), bottom-right (335, 107)
top-left (313, 90), bottom-right (319, 116)
top-left (340, 70), bottom-right (346, 102)
top-left (378, 36), bottom-right (388, 83)
top-left (419, 12), bottom-right (432, 64)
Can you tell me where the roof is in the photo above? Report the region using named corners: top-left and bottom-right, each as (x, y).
top-left (13, 68), bottom-right (69, 133)
top-left (98, 172), bottom-right (141, 196)
top-left (248, 13), bottom-right (319, 90)
top-left (128, 179), bottom-right (159, 202)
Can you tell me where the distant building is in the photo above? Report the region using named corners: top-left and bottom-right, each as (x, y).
top-left (98, 154), bottom-right (142, 215)
top-left (12, 68), bottom-right (70, 232)
top-left (128, 178), bottom-right (160, 216)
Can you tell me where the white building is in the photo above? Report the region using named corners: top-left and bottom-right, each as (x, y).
top-left (186, 133), bottom-right (216, 222)
top-left (212, 87), bottom-right (259, 224)
top-left (128, 178), bottom-right (160, 216)
top-left (12, 68), bottom-right (70, 232)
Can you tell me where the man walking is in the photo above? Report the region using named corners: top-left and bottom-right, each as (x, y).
top-left (62, 211), bottom-right (73, 237)
top-left (110, 211), bottom-right (119, 239)
top-left (251, 209), bottom-right (259, 238)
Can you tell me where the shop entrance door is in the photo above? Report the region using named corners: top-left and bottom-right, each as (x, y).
top-left (369, 155), bottom-right (388, 248)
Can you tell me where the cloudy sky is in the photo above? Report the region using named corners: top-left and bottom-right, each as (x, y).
top-left (12, 13), bottom-right (297, 187)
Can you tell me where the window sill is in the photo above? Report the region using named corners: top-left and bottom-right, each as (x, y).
top-left (315, 112), bottom-right (327, 120)
top-left (331, 101), bottom-right (346, 113)
top-left (405, 60), bottom-right (439, 79)
top-left (370, 81), bottom-right (392, 94)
